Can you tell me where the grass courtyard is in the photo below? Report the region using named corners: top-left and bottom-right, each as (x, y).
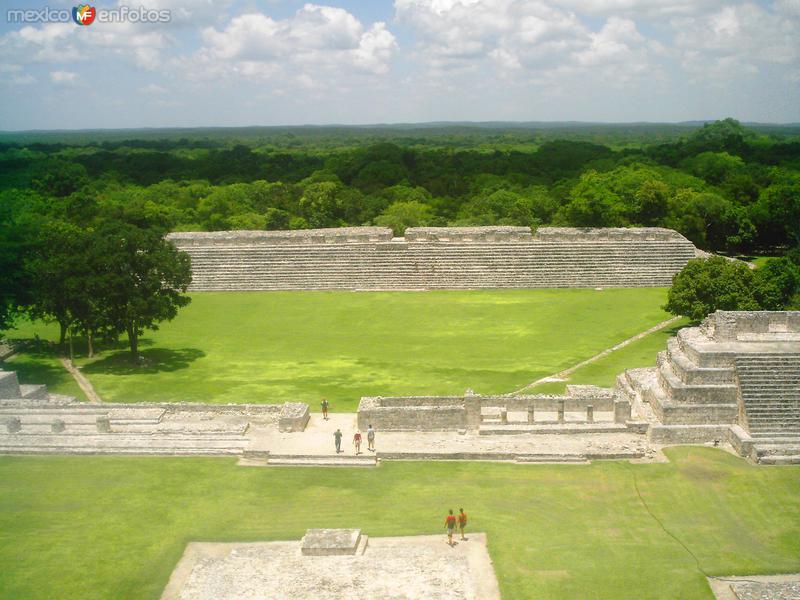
top-left (0, 448), bottom-right (797, 600)
top-left (7, 288), bottom-right (674, 410)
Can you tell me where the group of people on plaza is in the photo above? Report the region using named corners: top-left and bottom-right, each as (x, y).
top-left (332, 425), bottom-right (375, 454)
top-left (323, 398), bottom-right (377, 455)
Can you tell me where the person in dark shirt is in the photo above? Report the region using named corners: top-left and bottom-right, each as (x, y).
top-left (445, 509), bottom-right (457, 546)
top-left (334, 428), bottom-right (342, 453)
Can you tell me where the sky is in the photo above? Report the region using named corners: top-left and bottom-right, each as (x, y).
top-left (0, 0), bottom-right (798, 130)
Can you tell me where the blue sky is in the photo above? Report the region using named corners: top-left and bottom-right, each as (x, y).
top-left (0, 0), bottom-right (798, 130)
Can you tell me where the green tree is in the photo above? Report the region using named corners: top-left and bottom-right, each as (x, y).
top-left (664, 257), bottom-right (760, 321)
top-left (24, 219), bottom-right (99, 353)
top-left (374, 201), bottom-right (435, 236)
top-left (752, 257), bottom-right (800, 311)
top-left (91, 222), bottom-right (192, 361)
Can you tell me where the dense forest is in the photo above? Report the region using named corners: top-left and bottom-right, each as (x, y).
top-left (1, 119), bottom-right (798, 252)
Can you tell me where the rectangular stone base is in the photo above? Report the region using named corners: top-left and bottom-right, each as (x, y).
top-left (300, 529), bottom-right (361, 556)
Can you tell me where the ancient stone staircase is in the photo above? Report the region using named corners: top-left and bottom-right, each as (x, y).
top-left (169, 227), bottom-right (697, 291)
top-left (735, 354), bottom-right (800, 465)
top-left (736, 354), bottom-right (800, 437)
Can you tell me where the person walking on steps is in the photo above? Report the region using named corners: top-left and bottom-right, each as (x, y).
top-left (458, 508), bottom-right (468, 541)
top-left (445, 509), bottom-right (457, 546)
top-left (353, 430), bottom-right (362, 455)
top-left (367, 424), bottom-right (376, 451)
top-left (321, 398), bottom-right (329, 420)
top-left (334, 428), bottom-right (342, 453)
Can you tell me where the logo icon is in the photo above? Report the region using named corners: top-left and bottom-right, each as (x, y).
top-left (72, 4), bottom-right (96, 26)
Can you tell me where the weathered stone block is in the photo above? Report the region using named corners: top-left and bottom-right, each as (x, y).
top-left (5, 416), bottom-right (21, 433)
top-left (300, 529), bottom-right (361, 556)
top-left (278, 403), bottom-right (310, 433)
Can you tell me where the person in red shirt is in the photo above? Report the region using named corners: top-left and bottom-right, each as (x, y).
top-left (445, 509), bottom-right (457, 546)
top-left (353, 431), bottom-right (362, 455)
top-left (458, 508), bottom-right (467, 541)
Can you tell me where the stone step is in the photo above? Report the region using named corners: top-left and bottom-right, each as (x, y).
top-left (267, 454), bottom-right (377, 467)
top-left (478, 423), bottom-right (627, 435)
top-left (753, 444), bottom-right (800, 457)
top-left (515, 454), bottom-right (588, 463)
top-left (757, 455), bottom-right (800, 465)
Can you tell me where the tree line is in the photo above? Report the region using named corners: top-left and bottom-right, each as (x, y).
top-left (1, 118), bottom-right (799, 352)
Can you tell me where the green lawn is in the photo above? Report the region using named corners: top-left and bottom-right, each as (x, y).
top-left (8, 289), bottom-right (673, 410)
top-left (0, 448), bottom-right (797, 600)
top-left (531, 318), bottom-right (691, 395)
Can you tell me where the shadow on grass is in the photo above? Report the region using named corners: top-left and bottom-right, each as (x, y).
top-left (82, 347), bottom-right (206, 376)
top-left (1, 356), bottom-right (73, 389)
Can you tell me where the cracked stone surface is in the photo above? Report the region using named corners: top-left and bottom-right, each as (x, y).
top-left (161, 533), bottom-right (500, 600)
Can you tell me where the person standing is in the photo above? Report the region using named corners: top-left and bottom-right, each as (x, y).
top-left (334, 428), bottom-right (342, 454)
top-left (367, 424), bottom-right (376, 451)
top-left (445, 509), bottom-right (457, 546)
top-left (458, 508), bottom-right (467, 541)
top-left (353, 430), bottom-right (362, 455)
top-left (321, 398), bottom-right (329, 420)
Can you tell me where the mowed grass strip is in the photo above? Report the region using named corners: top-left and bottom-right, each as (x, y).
top-left (0, 448), bottom-right (797, 600)
top-left (10, 289), bottom-right (672, 409)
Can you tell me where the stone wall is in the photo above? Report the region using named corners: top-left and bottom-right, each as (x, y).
top-left (701, 310), bottom-right (800, 341)
top-left (167, 227), bottom-right (392, 247)
top-left (167, 226), bottom-right (698, 291)
top-left (357, 396), bottom-right (466, 431)
top-left (356, 387), bottom-right (629, 431)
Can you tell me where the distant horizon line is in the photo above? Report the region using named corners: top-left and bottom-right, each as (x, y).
top-left (2, 119), bottom-right (800, 134)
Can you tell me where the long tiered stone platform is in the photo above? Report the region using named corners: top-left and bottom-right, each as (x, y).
top-left (617, 311), bottom-right (800, 464)
top-left (167, 226), bottom-right (698, 291)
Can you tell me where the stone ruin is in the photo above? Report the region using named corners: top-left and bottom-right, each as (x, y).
top-left (0, 368), bottom-right (309, 456)
top-left (166, 226), bottom-right (698, 291)
top-left (357, 385), bottom-right (631, 433)
top-left (617, 311), bottom-right (800, 464)
top-left (2, 311), bottom-right (797, 465)
top-left (160, 529), bottom-right (501, 600)
top-left (354, 311), bottom-right (800, 465)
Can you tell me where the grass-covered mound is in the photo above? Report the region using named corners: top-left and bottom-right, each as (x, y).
top-left (0, 448), bottom-right (797, 599)
top-left (10, 288), bottom-right (672, 409)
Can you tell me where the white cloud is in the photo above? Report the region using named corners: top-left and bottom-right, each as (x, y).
top-left (395, 0), bottom-right (654, 81)
top-left (674, 3), bottom-right (800, 81)
top-left (50, 70), bottom-right (78, 85)
top-left (549, 0), bottom-right (723, 17)
top-left (0, 64), bottom-right (35, 86)
top-left (186, 4), bottom-right (397, 83)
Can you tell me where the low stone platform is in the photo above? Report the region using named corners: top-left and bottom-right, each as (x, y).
top-left (707, 574), bottom-right (800, 600)
top-left (161, 532), bottom-right (501, 600)
top-left (301, 529), bottom-right (364, 556)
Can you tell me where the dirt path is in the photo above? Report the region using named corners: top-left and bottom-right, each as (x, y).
top-left (59, 357), bottom-right (103, 403)
top-left (511, 316), bottom-right (682, 395)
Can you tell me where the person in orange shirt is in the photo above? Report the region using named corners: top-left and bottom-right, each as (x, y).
top-left (353, 430), bottom-right (362, 455)
top-left (445, 509), bottom-right (457, 546)
top-left (458, 508), bottom-right (467, 541)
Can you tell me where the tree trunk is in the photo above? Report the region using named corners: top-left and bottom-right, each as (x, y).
top-left (87, 329), bottom-right (94, 359)
top-left (58, 321), bottom-right (67, 348)
top-left (68, 327), bottom-right (75, 366)
top-left (127, 324), bottom-right (139, 362)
